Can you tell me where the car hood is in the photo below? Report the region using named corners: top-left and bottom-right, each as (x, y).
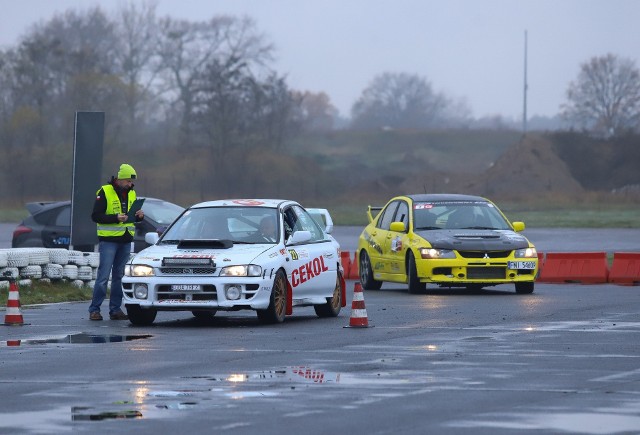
top-left (130, 242), bottom-right (275, 266)
top-left (415, 229), bottom-right (531, 251)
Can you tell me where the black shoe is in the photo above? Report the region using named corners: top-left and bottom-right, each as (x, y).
top-left (110, 311), bottom-right (129, 320)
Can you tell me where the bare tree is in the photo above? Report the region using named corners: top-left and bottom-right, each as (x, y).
top-left (114, 1), bottom-right (161, 134)
top-left (562, 53), bottom-right (640, 137)
top-left (291, 91), bottom-right (337, 132)
top-left (157, 15), bottom-right (273, 146)
top-left (350, 72), bottom-right (447, 130)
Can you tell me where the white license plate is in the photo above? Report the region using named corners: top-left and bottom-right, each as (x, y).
top-left (508, 261), bottom-right (536, 270)
top-left (170, 284), bottom-right (202, 291)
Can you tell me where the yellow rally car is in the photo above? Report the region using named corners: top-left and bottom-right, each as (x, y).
top-left (357, 194), bottom-right (538, 294)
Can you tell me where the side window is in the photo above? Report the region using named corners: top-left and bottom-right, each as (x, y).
top-left (291, 206), bottom-right (325, 242)
top-left (395, 201), bottom-right (409, 230)
top-left (377, 201), bottom-right (399, 231)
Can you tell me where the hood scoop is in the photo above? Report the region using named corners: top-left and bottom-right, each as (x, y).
top-left (177, 239), bottom-right (233, 249)
top-left (453, 232), bottom-right (500, 239)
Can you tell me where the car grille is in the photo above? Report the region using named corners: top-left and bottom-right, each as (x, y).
top-left (457, 250), bottom-right (512, 259)
top-left (159, 267), bottom-right (216, 275)
top-left (467, 267), bottom-right (506, 279)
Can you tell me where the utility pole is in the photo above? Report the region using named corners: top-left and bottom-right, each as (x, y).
top-left (523, 30), bottom-right (528, 135)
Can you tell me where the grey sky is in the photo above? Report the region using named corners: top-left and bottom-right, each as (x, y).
top-left (2, 0), bottom-right (639, 119)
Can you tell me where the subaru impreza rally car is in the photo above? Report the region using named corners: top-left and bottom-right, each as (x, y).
top-left (122, 199), bottom-right (345, 325)
top-left (357, 194), bottom-right (538, 294)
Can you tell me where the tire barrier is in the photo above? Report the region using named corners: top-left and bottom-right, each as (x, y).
top-left (0, 248), bottom-right (101, 288)
top-left (608, 252), bottom-right (640, 286)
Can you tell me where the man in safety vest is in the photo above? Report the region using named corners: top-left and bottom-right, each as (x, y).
top-left (88, 163), bottom-right (144, 321)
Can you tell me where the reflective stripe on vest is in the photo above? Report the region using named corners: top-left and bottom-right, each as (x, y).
top-left (96, 184), bottom-right (136, 238)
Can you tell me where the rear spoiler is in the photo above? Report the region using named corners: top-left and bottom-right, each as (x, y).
top-left (366, 205), bottom-right (383, 224)
top-left (26, 201), bottom-right (56, 215)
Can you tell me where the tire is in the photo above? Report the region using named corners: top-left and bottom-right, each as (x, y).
top-left (407, 251), bottom-right (426, 294)
top-left (515, 282), bottom-right (535, 294)
top-left (257, 269), bottom-right (287, 324)
top-left (359, 250), bottom-right (382, 290)
top-left (192, 310), bottom-right (217, 319)
top-left (314, 270), bottom-right (343, 318)
top-left (126, 304), bottom-right (157, 326)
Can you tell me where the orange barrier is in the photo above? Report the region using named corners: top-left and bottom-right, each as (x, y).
top-left (340, 251), bottom-right (352, 279)
top-left (608, 252), bottom-right (640, 286)
top-left (538, 252), bottom-right (609, 284)
top-left (348, 251), bottom-right (359, 279)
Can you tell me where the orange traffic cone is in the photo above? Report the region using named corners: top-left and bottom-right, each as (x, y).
top-left (344, 281), bottom-right (372, 328)
top-left (4, 279), bottom-right (24, 326)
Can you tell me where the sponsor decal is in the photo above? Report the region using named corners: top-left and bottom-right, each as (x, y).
top-left (390, 262), bottom-right (401, 272)
top-left (414, 203), bottom-right (433, 210)
top-left (172, 254), bottom-right (216, 259)
top-left (374, 262), bottom-right (384, 270)
top-left (231, 199), bottom-right (264, 206)
top-left (363, 231), bottom-right (382, 254)
top-left (323, 252), bottom-right (334, 259)
top-left (391, 236), bottom-right (403, 252)
top-left (280, 248), bottom-right (287, 256)
top-left (269, 252), bottom-right (279, 258)
top-left (291, 255), bottom-right (329, 287)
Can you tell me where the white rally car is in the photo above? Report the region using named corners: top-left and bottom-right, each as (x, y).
top-left (122, 199), bottom-right (345, 325)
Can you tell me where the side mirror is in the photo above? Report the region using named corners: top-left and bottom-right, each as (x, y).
top-left (287, 230), bottom-right (311, 245)
top-left (145, 232), bottom-right (160, 245)
top-left (512, 222), bottom-right (525, 232)
top-left (389, 221), bottom-right (406, 232)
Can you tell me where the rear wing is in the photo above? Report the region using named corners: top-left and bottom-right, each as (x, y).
top-left (366, 205), bottom-right (383, 224)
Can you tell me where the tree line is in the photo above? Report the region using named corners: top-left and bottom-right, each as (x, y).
top-left (0, 2), bottom-right (638, 205)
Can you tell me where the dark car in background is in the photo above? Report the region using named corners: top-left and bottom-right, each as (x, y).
top-left (11, 197), bottom-right (184, 252)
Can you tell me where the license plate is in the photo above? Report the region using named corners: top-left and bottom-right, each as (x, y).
top-left (170, 284), bottom-right (202, 291)
top-left (508, 261), bottom-right (536, 270)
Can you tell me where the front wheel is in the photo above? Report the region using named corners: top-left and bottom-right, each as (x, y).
top-left (515, 282), bottom-right (535, 294)
top-left (407, 252), bottom-right (426, 294)
top-left (314, 271), bottom-right (343, 317)
top-left (257, 269), bottom-right (287, 324)
top-left (359, 250), bottom-right (382, 290)
top-left (126, 305), bottom-right (157, 326)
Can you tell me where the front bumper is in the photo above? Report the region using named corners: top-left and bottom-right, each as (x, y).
top-left (122, 274), bottom-right (275, 311)
top-left (416, 257), bottom-right (538, 284)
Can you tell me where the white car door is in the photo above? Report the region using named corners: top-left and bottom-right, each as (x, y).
top-left (282, 205), bottom-right (336, 301)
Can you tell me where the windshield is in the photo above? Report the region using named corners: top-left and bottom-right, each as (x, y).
top-left (413, 201), bottom-right (511, 230)
top-left (160, 206), bottom-right (280, 244)
top-left (142, 199), bottom-right (184, 225)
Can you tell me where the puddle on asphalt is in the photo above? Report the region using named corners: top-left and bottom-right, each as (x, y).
top-left (71, 406), bottom-right (143, 421)
top-left (2, 333), bottom-right (152, 346)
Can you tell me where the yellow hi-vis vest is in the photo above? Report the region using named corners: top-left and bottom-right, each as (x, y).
top-left (96, 184), bottom-right (136, 238)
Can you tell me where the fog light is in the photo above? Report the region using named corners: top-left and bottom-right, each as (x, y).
top-left (134, 284), bottom-right (148, 299)
top-left (225, 285), bottom-right (242, 300)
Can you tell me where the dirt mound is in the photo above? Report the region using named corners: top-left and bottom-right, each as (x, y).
top-left (463, 135), bottom-right (584, 199)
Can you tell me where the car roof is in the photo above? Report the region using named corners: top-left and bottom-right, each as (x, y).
top-left (26, 197), bottom-right (174, 216)
top-left (404, 194), bottom-right (490, 202)
top-left (189, 199), bottom-right (298, 209)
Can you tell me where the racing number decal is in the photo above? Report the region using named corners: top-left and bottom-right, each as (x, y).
top-left (288, 249), bottom-right (299, 260)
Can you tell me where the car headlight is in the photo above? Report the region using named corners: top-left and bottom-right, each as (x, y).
top-left (515, 247), bottom-right (537, 258)
top-left (219, 264), bottom-right (262, 277)
top-left (125, 264), bottom-right (155, 277)
top-left (419, 248), bottom-right (456, 259)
